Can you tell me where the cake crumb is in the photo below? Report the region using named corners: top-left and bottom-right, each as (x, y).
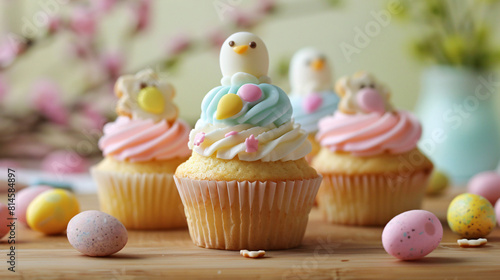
top-left (240, 250), bottom-right (265, 258)
top-left (457, 238), bottom-right (487, 248)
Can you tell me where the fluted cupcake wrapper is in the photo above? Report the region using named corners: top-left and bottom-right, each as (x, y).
top-left (174, 176), bottom-right (322, 250)
top-left (317, 172), bottom-right (430, 226)
top-left (91, 167), bottom-right (187, 230)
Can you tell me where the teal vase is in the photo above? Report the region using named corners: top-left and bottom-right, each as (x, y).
top-left (416, 66), bottom-right (500, 185)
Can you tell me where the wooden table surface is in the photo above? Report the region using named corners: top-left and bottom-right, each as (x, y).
top-left (1, 190), bottom-right (500, 280)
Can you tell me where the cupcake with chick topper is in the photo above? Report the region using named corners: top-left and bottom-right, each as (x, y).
top-left (312, 71), bottom-right (433, 226)
top-left (174, 32), bottom-right (322, 250)
top-left (288, 48), bottom-right (339, 161)
top-left (91, 69), bottom-right (191, 230)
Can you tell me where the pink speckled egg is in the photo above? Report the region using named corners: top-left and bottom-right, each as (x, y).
top-left (468, 171), bottom-right (500, 204)
top-left (15, 185), bottom-right (53, 226)
top-left (495, 198), bottom-right (500, 226)
top-left (67, 210), bottom-right (127, 257)
top-left (0, 203), bottom-right (10, 239)
top-left (382, 210), bottom-right (443, 260)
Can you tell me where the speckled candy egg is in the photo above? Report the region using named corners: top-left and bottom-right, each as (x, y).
top-left (495, 198), bottom-right (500, 226)
top-left (447, 193), bottom-right (496, 238)
top-left (0, 203), bottom-right (11, 239)
top-left (15, 185), bottom-right (53, 226)
top-left (468, 172), bottom-right (500, 204)
top-left (67, 210), bottom-right (128, 257)
top-left (382, 210), bottom-right (443, 260)
top-left (26, 189), bottom-right (80, 235)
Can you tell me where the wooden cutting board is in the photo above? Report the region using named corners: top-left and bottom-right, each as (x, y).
top-left (1, 191), bottom-right (500, 279)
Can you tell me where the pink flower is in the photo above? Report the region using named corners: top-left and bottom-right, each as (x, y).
top-left (31, 79), bottom-right (69, 125)
top-left (166, 33), bottom-right (191, 56)
top-left (256, 0), bottom-right (276, 14)
top-left (207, 28), bottom-right (228, 49)
top-left (70, 7), bottom-right (97, 38)
top-left (303, 93), bottom-right (323, 113)
top-left (42, 150), bottom-right (88, 174)
top-left (245, 135), bottom-right (259, 153)
top-left (100, 51), bottom-right (124, 80)
top-left (47, 16), bottom-right (61, 34)
top-left (131, 0), bottom-right (151, 33)
top-left (0, 75), bottom-right (7, 103)
top-left (231, 10), bottom-right (259, 29)
top-left (80, 103), bottom-right (106, 130)
top-left (194, 132), bottom-right (205, 146)
top-left (0, 39), bottom-right (24, 66)
top-left (91, 0), bottom-right (117, 13)
top-left (68, 40), bottom-right (91, 59)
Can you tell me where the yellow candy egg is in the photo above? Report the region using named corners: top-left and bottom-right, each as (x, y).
top-left (138, 86), bottom-right (165, 114)
top-left (26, 189), bottom-right (80, 235)
top-left (215, 93), bottom-right (243, 120)
top-left (447, 193), bottom-right (496, 238)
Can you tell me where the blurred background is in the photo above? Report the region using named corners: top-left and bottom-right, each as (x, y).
top-left (1, 0), bottom-right (500, 188)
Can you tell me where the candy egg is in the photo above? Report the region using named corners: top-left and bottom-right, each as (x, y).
top-left (237, 84), bottom-right (262, 102)
top-left (0, 203), bottom-right (11, 239)
top-left (67, 210), bottom-right (128, 257)
top-left (382, 210), bottom-right (443, 260)
top-left (15, 185), bottom-right (53, 226)
top-left (426, 170), bottom-right (449, 195)
top-left (467, 171), bottom-right (500, 204)
top-left (26, 189), bottom-right (80, 235)
top-left (495, 198), bottom-right (500, 226)
top-left (447, 193), bottom-right (496, 238)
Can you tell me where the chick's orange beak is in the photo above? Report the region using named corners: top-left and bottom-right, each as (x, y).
top-left (233, 45), bottom-right (249, 54)
top-left (311, 59), bottom-right (325, 71)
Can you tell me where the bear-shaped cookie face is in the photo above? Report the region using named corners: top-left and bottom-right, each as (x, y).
top-left (335, 71), bottom-right (393, 115)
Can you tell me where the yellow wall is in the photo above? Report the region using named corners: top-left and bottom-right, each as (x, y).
top-left (2, 0), bottom-right (499, 125)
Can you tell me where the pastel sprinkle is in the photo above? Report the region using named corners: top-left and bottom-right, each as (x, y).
top-left (194, 132), bottom-right (205, 146)
top-left (225, 131), bottom-right (238, 137)
top-left (245, 134), bottom-right (258, 153)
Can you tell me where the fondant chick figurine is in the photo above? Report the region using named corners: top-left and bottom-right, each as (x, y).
top-left (335, 71), bottom-right (393, 115)
top-left (288, 48), bottom-right (339, 161)
top-left (189, 32), bottom-right (310, 162)
top-left (115, 69), bottom-right (178, 123)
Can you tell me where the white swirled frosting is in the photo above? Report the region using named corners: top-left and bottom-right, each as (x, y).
top-left (189, 120), bottom-right (311, 162)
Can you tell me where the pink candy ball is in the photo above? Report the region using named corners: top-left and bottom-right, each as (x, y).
top-left (238, 84), bottom-right (262, 103)
top-left (15, 185), bottom-right (53, 226)
top-left (356, 88), bottom-right (385, 114)
top-left (468, 171), bottom-right (500, 204)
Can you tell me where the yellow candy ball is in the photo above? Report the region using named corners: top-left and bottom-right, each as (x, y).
top-left (215, 93), bottom-right (243, 120)
top-left (138, 86), bottom-right (165, 114)
top-left (26, 189), bottom-right (80, 235)
top-left (447, 193), bottom-right (496, 238)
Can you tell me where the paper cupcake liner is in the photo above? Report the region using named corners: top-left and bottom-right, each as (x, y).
top-left (174, 176), bottom-right (322, 250)
top-left (317, 172), bottom-right (430, 226)
top-left (91, 167), bottom-right (187, 230)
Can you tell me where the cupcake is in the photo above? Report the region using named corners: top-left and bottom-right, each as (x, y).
top-left (91, 69), bottom-right (191, 230)
top-left (312, 71), bottom-right (433, 226)
top-left (174, 32), bottom-right (322, 250)
top-left (288, 48), bottom-right (339, 161)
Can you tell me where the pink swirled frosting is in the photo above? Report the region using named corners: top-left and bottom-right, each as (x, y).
top-left (316, 111), bottom-right (422, 156)
top-left (99, 116), bottom-right (191, 162)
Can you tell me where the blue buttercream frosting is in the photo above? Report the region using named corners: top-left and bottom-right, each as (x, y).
top-left (200, 83), bottom-right (293, 127)
top-left (290, 91), bottom-right (339, 134)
